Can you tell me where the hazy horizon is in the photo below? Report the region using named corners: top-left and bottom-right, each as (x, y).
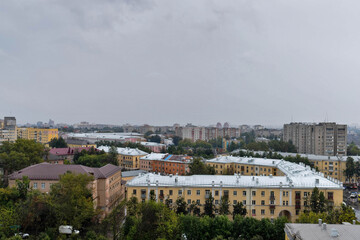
top-left (1, 1), bottom-right (360, 126)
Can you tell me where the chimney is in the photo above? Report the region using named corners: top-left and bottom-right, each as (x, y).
top-left (322, 223), bottom-right (327, 230)
top-left (319, 219), bottom-right (322, 226)
top-left (353, 220), bottom-right (356, 225)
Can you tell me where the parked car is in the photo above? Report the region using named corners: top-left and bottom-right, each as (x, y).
top-left (14, 233), bottom-right (29, 239)
top-left (350, 192), bottom-right (358, 198)
top-left (59, 225), bottom-right (80, 235)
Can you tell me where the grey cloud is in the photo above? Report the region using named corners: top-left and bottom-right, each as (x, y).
top-left (0, 0), bottom-right (359, 126)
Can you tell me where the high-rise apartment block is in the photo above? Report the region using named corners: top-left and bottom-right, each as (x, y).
top-left (0, 116), bottom-right (17, 143)
top-left (283, 122), bottom-right (347, 156)
top-left (176, 123), bottom-right (241, 142)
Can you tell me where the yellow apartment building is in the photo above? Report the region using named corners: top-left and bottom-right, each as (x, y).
top-left (126, 160), bottom-right (343, 222)
top-left (206, 156), bottom-right (283, 176)
top-left (98, 146), bottom-right (148, 169)
top-left (234, 150), bottom-right (359, 183)
top-left (17, 127), bottom-right (58, 144)
top-left (9, 163), bottom-right (123, 214)
top-left (66, 138), bottom-right (97, 148)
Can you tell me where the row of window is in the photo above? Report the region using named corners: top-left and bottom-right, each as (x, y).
top-left (33, 182), bottom-right (48, 189)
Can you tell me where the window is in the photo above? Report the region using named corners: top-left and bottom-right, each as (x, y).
top-left (243, 191), bottom-right (247, 196)
top-left (215, 200), bottom-right (219, 205)
top-left (187, 199), bottom-right (191, 204)
top-left (233, 191), bottom-right (237, 196)
top-left (261, 191), bottom-right (265, 196)
top-left (196, 190), bottom-right (200, 195)
top-left (196, 199), bottom-right (200, 204)
top-left (233, 200), bottom-right (237, 204)
top-left (252, 209), bottom-right (256, 215)
top-left (133, 189), bottom-right (137, 195)
top-left (261, 200), bottom-right (265, 205)
top-left (224, 190), bottom-right (229, 196)
top-left (41, 183), bottom-right (45, 189)
top-left (296, 210), bottom-right (300, 215)
top-left (169, 190), bottom-right (173, 196)
top-left (252, 200), bottom-right (256, 205)
top-left (169, 199), bottom-right (173, 204)
top-left (270, 209), bottom-right (274, 215)
top-left (261, 209), bottom-right (265, 215)
top-left (187, 190), bottom-right (191, 195)
top-left (328, 192), bottom-right (334, 200)
top-left (33, 182), bottom-right (37, 189)
top-left (215, 190), bottom-right (219, 196)
top-left (243, 200), bottom-right (246, 205)
top-left (252, 191), bottom-right (256, 196)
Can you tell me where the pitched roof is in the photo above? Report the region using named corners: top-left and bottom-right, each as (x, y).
top-left (9, 163), bottom-right (121, 180)
top-left (49, 147), bottom-right (95, 156)
top-left (97, 146), bottom-right (148, 156)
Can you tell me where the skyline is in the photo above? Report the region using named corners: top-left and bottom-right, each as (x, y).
top-left (2, 1), bottom-right (360, 125)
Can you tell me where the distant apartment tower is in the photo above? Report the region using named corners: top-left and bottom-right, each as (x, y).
top-left (283, 122), bottom-right (347, 156)
top-left (0, 117), bottom-right (17, 142)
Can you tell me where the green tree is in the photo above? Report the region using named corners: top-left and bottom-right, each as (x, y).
top-left (189, 158), bottom-right (215, 175)
top-left (219, 196), bottom-right (230, 215)
top-left (310, 187), bottom-right (320, 213)
top-left (49, 172), bottom-right (96, 229)
top-left (0, 139), bottom-right (45, 185)
top-left (203, 193), bottom-right (215, 218)
top-left (189, 201), bottom-right (201, 216)
top-left (124, 200), bottom-right (180, 240)
top-left (345, 157), bottom-right (355, 181)
top-left (149, 135), bottom-right (161, 143)
top-left (175, 197), bottom-right (187, 215)
top-left (233, 202), bottom-right (247, 219)
top-left (49, 137), bottom-right (68, 148)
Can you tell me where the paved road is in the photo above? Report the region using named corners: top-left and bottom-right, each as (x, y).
top-left (344, 189), bottom-right (360, 221)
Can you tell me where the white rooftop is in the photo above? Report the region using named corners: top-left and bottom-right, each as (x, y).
top-left (141, 142), bottom-right (166, 147)
top-left (140, 153), bottom-right (167, 160)
top-left (127, 171), bottom-right (342, 189)
top-left (206, 155), bottom-right (282, 167)
top-left (67, 132), bottom-right (143, 140)
top-left (233, 149), bottom-right (360, 162)
top-left (128, 156), bottom-right (343, 189)
top-left (98, 146), bottom-right (148, 156)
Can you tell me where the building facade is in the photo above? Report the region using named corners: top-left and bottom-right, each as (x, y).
top-left (98, 146), bottom-right (148, 169)
top-left (9, 163), bottom-right (123, 214)
top-left (127, 160), bottom-right (343, 222)
top-left (17, 127), bottom-right (59, 144)
top-left (283, 122), bottom-right (347, 156)
top-left (0, 116), bottom-right (17, 143)
top-left (140, 153), bottom-right (192, 175)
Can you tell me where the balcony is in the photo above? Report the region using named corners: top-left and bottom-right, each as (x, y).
top-left (270, 196), bottom-right (275, 201)
top-left (141, 194), bottom-right (146, 199)
top-left (269, 205), bottom-right (276, 210)
top-left (295, 195), bottom-right (301, 200)
top-left (295, 205), bottom-right (301, 210)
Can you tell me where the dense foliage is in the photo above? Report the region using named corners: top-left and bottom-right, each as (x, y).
top-left (49, 137), bottom-right (68, 148)
top-left (0, 139), bottom-right (45, 186)
top-left (73, 147), bottom-right (118, 167)
top-left (123, 197), bottom-right (288, 240)
top-left (188, 158), bottom-right (215, 175)
top-left (0, 173), bottom-right (108, 239)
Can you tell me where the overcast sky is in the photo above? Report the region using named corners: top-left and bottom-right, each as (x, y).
top-left (1, 0), bottom-right (360, 127)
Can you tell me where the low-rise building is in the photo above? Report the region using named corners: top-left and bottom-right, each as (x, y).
top-left (65, 138), bottom-right (97, 148)
top-left (139, 153), bottom-right (167, 172)
top-left (9, 163), bottom-right (123, 214)
top-left (206, 156), bottom-right (282, 176)
top-left (127, 160), bottom-right (343, 222)
top-left (47, 147), bottom-right (97, 164)
top-left (140, 153), bottom-right (191, 175)
top-left (233, 150), bottom-right (359, 183)
top-left (98, 146), bottom-right (148, 170)
top-left (284, 222), bottom-right (360, 240)
top-left (17, 127), bottom-right (59, 144)
top-left (140, 142), bottom-right (166, 153)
